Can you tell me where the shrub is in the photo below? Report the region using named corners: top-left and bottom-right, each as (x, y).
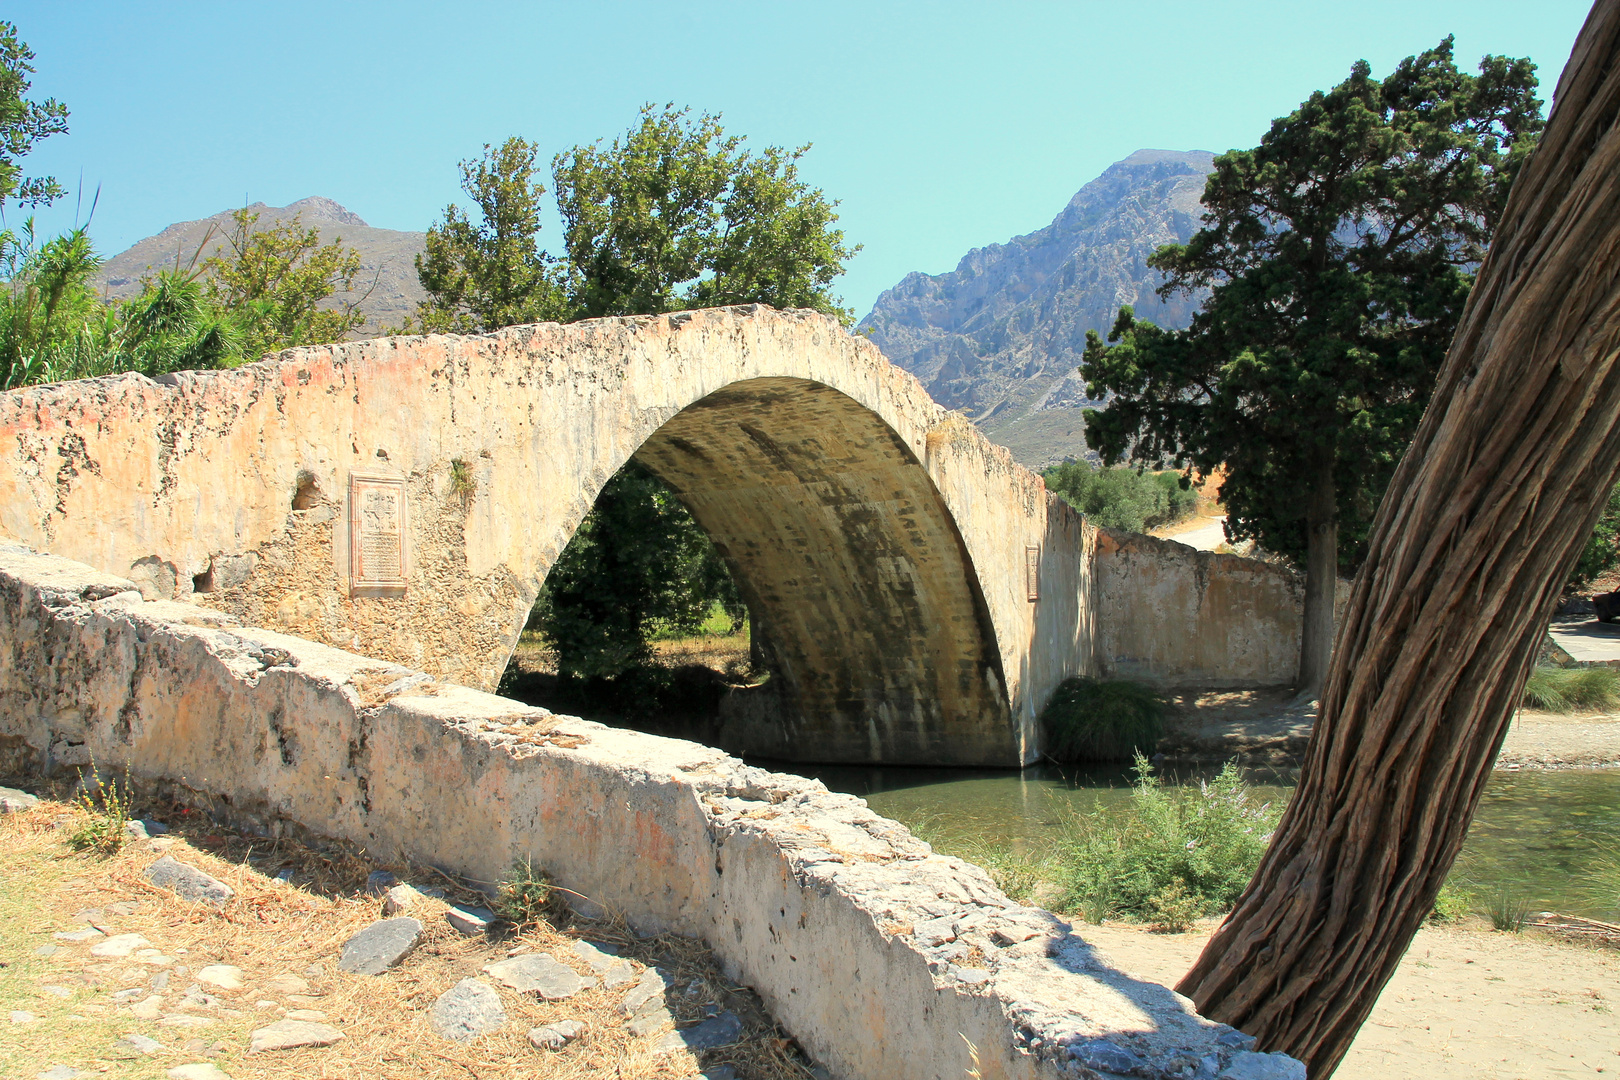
top-left (1569, 480), bottom-right (1620, 589)
top-left (1041, 677), bottom-right (1171, 762)
top-left (1522, 665), bottom-right (1620, 713)
top-left (1042, 459), bottom-right (1198, 533)
top-left (494, 857), bottom-right (562, 927)
top-left (1053, 756), bottom-right (1280, 923)
top-left (68, 759), bottom-right (133, 855)
top-left (1428, 879), bottom-right (1473, 923)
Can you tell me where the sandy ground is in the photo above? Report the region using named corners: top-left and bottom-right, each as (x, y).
top-left (1079, 921), bottom-right (1620, 1079)
top-left (1500, 710), bottom-right (1620, 768)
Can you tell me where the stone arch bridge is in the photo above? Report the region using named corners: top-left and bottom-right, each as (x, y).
top-left (0, 307), bottom-right (1300, 766)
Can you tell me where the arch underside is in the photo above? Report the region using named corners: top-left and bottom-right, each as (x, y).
top-left (631, 377), bottom-right (1015, 766)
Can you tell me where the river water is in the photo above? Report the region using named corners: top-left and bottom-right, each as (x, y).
top-left (785, 761), bottom-right (1620, 922)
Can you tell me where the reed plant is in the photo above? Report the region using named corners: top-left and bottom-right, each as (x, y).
top-left (1521, 665), bottom-right (1620, 713)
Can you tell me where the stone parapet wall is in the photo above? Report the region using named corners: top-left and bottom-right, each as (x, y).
top-left (0, 542), bottom-right (1297, 1080)
top-left (1092, 529), bottom-right (1306, 688)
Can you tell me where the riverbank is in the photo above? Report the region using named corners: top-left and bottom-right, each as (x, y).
top-left (1078, 919), bottom-right (1620, 1079)
top-left (1156, 688), bottom-right (1620, 770)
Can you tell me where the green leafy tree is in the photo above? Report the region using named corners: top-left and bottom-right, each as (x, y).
top-left (0, 20), bottom-right (68, 218)
top-left (554, 104), bottom-right (857, 322)
top-left (413, 136), bottom-right (569, 333)
top-left (1080, 38), bottom-right (1543, 694)
top-left (203, 208), bottom-right (369, 359)
top-left (1043, 459), bottom-right (1198, 534)
top-left (1570, 479), bottom-right (1620, 591)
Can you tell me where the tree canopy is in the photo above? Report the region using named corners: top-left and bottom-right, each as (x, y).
top-left (0, 20), bottom-right (68, 218)
top-left (1079, 38), bottom-right (1544, 691)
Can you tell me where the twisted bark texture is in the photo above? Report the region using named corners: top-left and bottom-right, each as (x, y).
top-left (1177, 4), bottom-right (1620, 1075)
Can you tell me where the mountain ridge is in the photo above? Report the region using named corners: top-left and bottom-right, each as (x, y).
top-left (859, 149), bottom-right (1216, 468)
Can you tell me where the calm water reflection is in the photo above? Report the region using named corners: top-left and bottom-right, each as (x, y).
top-left (773, 761), bottom-right (1620, 921)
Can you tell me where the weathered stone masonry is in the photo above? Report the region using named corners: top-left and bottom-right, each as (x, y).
top-left (0, 544), bottom-right (1302, 1080)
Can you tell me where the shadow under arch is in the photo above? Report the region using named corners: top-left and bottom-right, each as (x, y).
top-left (614, 375), bottom-right (1016, 766)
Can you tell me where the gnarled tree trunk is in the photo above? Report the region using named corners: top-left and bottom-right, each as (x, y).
top-left (1178, 4), bottom-right (1620, 1075)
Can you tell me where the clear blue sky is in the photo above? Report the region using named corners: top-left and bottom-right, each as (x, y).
top-left (10, 1), bottom-right (1596, 317)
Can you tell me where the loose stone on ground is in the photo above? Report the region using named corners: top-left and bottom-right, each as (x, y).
top-left (337, 917), bottom-right (423, 975)
top-left (195, 965), bottom-right (243, 990)
top-left (574, 939), bottom-right (637, 987)
top-left (655, 1010), bottom-right (744, 1054)
top-left (167, 1065), bottom-right (232, 1080)
top-left (0, 785), bottom-right (38, 812)
top-left (446, 904), bottom-right (495, 936)
top-left (483, 952), bottom-right (593, 999)
top-left (527, 1018), bottom-right (586, 1049)
top-left (142, 857), bottom-right (234, 907)
top-left (248, 1019), bottom-right (345, 1052)
top-left (430, 978), bottom-right (506, 1041)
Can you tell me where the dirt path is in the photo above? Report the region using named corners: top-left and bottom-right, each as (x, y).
top-left (1079, 921), bottom-right (1620, 1079)
top-left (1499, 710), bottom-right (1620, 768)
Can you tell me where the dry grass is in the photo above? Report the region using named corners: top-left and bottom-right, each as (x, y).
top-left (0, 783), bottom-right (820, 1080)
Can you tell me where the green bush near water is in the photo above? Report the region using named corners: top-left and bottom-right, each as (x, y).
top-left (1052, 756), bottom-right (1281, 924)
top-left (1522, 665), bottom-right (1620, 713)
top-left (1040, 677), bottom-right (1171, 762)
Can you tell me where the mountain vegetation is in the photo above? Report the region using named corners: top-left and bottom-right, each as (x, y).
top-left (1080, 38), bottom-right (1544, 694)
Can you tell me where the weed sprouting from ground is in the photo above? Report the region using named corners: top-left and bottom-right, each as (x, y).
top-left (68, 758), bottom-right (132, 854)
top-left (494, 857), bottom-right (561, 928)
top-left (1485, 886), bottom-right (1535, 932)
top-left (1041, 678), bottom-right (1172, 762)
top-left (1052, 755), bottom-right (1280, 923)
top-left (1429, 879), bottom-right (1475, 923)
top-left (1522, 665), bottom-right (1620, 713)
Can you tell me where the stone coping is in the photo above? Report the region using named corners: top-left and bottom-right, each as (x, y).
top-left (0, 542), bottom-right (1299, 1080)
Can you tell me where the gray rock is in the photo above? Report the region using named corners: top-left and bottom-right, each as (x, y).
top-left (36, 1067), bottom-right (81, 1080)
top-left (626, 1004), bottom-right (672, 1037)
top-left (11, 1010), bottom-right (37, 1023)
top-left (573, 940), bottom-right (636, 987)
top-left (382, 884), bottom-right (427, 914)
top-left (617, 967), bottom-right (670, 1017)
top-left (1068, 1038), bottom-right (1145, 1074)
top-left (138, 819), bottom-right (170, 835)
top-left (445, 904), bottom-right (495, 935)
top-left (700, 1068), bottom-right (738, 1080)
top-left (0, 785), bottom-right (38, 813)
top-left (654, 1010), bottom-right (744, 1053)
top-left (1219, 1050), bottom-right (1308, 1080)
top-left (143, 857), bottom-right (235, 908)
top-left (167, 1065), bottom-right (231, 1080)
top-left (429, 978), bottom-right (506, 1042)
top-left (337, 917), bottom-right (423, 976)
top-left (125, 820), bottom-right (150, 840)
top-left (53, 927), bottom-right (104, 943)
top-left (527, 1018), bottom-right (586, 1049)
top-left (34, 945), bottom-right (59, 956)
top-left (112, 1033), bottom-right (167, 1055)
top-left (482, 953), bottom-right (593, 999)
top-left (248, 1019), bottom-right (344, 1052)
top-left (1216, 1028), bottom-right (1258, 1051)
top-left (364, 870), bottom-right (398, 895)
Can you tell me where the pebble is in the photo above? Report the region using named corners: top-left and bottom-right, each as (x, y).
top-left (382, 883), bottom-right (426, 914)
top-left (655, 1010), bottom-right (744, 1053)
top-left (573, 940), bottom-right (637, 988)
top-left (52, 928), bottom-right (104, 943)
top-left (527, 1018), bottom-right (587, 1049)
top-left (125, 820), bottom-right (150, 841)
top-left (41, 986), bottom-right (73, 999)
top-left (143, 856), bottom-right (235, 907)
top-left (195, 965), bottom-right (244, 990)
top-left (110, 988), bottom-right (144, 1002)
top-left (286, 1009), bottom-right (327, 1022)
top-left (445, 904), bottom-right (496, 936)
top-left (700, 1068), bottom-right (739, 1080)
top-left (112, 1033), bottom-right (167, 1055)
top-left (337, 917), bottom-right (423, 975)
top-left (34, 945), bottom-right (58, 957)
top-left (482, 953), bottom-right (593, 999)
top-left (36, 1067), bottom-right (80, 1080)
top-left (429, 978), bottom-right (506, 1042)
top-left (626, 1005), bottom-right (673, 1038)
top-left (157, 1015), bottom-right (216, 1029)
top-left (248, 1019), bottom-right (345, 1052)
top-left (131, 995), bottom-right (164, 1019)
top-left (0, 785), bottom-right (38, 813)
top-left (106, 900), bottom-right (142, 916)
top-left (10, 1010), bottom-right (37, 1024)
top-left (167, 1066), bottom-right (232, 1080)
top-left (1068, 1038), bottom-right (1145, 1074)
top-left (364, 870), bottom-right (398, 895)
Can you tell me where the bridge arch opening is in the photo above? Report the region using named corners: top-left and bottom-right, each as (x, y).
top-left (515, 376), bottom-right (1016, 766)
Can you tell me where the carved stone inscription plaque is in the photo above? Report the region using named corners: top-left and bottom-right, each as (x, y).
top-left (349, 472), bottom-right (407, 591)
top-left (1025, 545), bottom-right (1041, 602)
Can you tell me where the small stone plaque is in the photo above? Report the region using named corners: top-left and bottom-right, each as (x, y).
top-left (1025, 545), bottom-right (1040, 602)
top-left (349, 472), bottom-right (407, 591)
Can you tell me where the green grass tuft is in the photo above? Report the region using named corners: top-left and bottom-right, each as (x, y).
top-left (1041, 677), bottom-right (1171, 763)
top-left (1522, 665), bottom-right (1620, 713)
top-left (1484, 886), bottom-right (1534, 932)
